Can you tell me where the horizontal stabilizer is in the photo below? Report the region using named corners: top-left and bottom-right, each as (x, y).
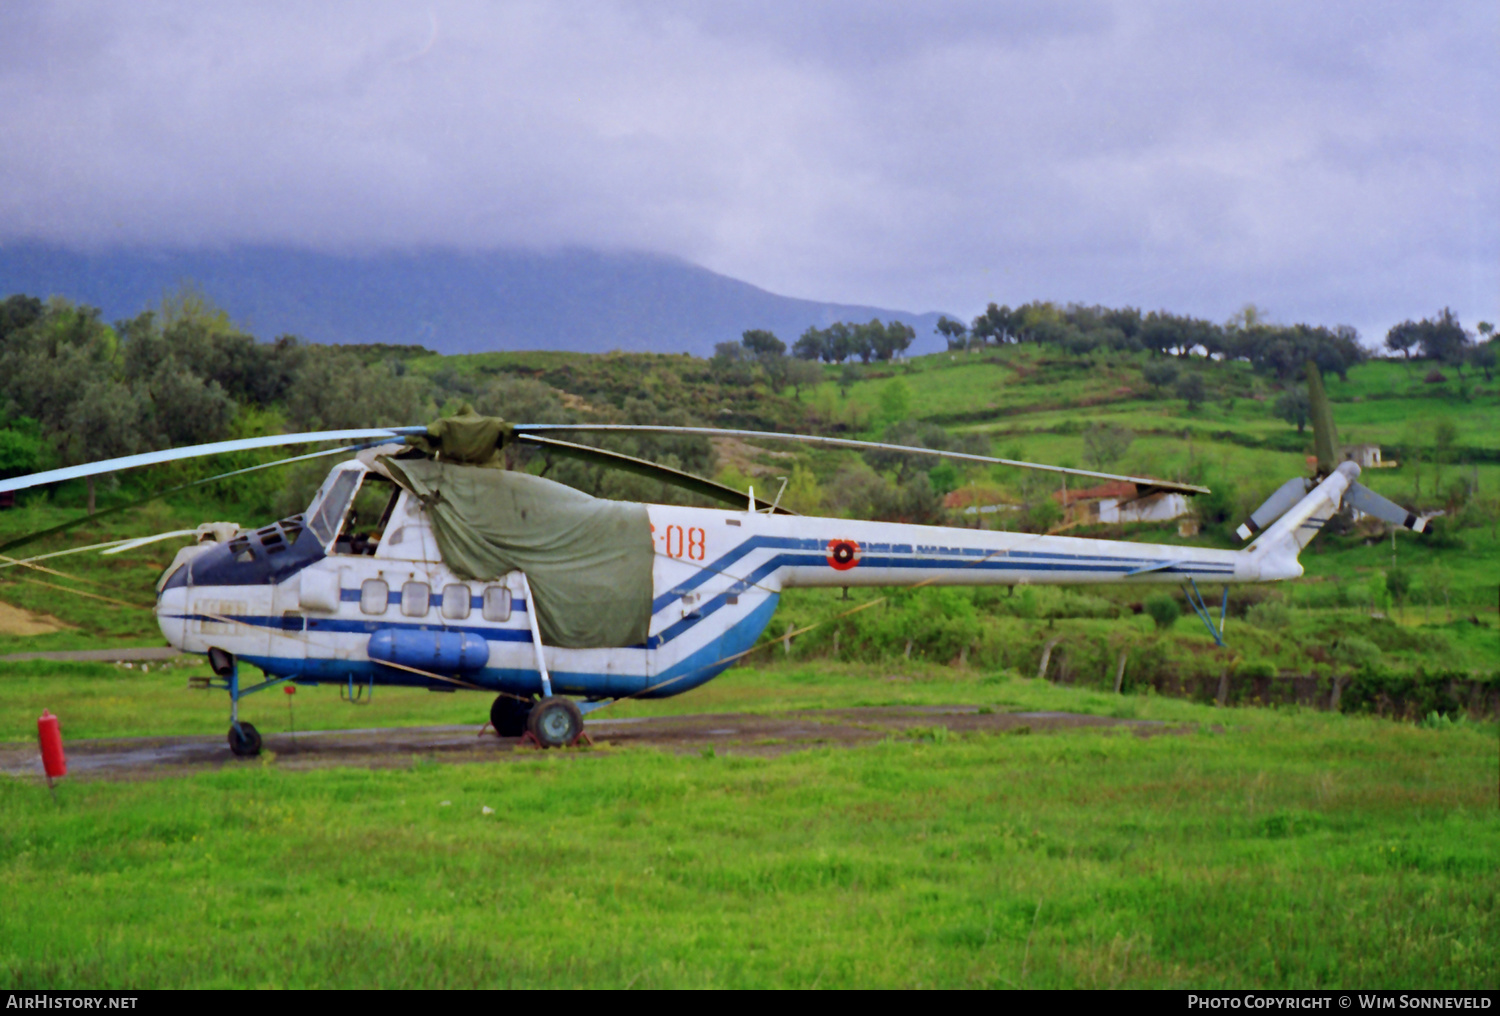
top-left (1236, 477), bottom-right (1313, 541)
top-left (1345, 482), bottom-right (1427, 533)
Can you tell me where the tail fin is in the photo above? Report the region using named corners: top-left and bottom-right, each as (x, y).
top-left (1248, 463), bottom-right (1359, 580)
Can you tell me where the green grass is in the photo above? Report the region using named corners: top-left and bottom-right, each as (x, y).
top-left (1, 668), bottom-right (1495, 988)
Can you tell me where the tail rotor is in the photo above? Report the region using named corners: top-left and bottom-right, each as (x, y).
top-left (1236, 361), bottom-right (1427, 542)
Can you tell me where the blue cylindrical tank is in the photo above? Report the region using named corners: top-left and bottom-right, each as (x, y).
top-left (368, 628), bottom-right (491, 673)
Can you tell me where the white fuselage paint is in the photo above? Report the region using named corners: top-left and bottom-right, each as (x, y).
top-left (156, 460), bottom-right (1348, 699)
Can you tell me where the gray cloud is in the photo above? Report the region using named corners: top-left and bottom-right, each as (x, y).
top-left (0, 1), bottom-right (1494, 340)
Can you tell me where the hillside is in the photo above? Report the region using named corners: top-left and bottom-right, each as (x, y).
top-left (0, 243), bottom-right (946, 357)
top-left (0, 333), bottom-right (1493, 715)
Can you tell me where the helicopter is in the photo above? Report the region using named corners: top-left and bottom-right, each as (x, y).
top-left (0, 364), bottom-right (1424, 755)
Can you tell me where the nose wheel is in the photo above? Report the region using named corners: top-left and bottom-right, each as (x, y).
top-left (228, 721), bottom-right (262, 757)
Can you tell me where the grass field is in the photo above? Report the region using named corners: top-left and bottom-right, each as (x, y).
top-left (0, 345), bottom-right (1496, 988)
top-left (2, 665), bottom-right (1495, 989)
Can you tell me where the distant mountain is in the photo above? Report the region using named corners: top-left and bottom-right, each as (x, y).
top-left (0, 243), bottom-right (948, 358)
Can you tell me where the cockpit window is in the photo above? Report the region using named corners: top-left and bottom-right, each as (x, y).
top-left (333, 477), bottom-right (399, 556)
top-left (307, 470), bottom-right (360, 546)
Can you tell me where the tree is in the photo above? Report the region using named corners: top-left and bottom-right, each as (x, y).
top-left (740, 329), bottom-right (785, 358)
top-left (1224, 304), bottom-right (1270, 333)
top-left (0, 294), bottom-right (44, 346)
top-left (1468, 340), bottom-right (1495, 382)
top-left (1274, 386), bottom-right (1311, 432)
top-left (850, 320), bottom-right (881, 363)
top-left (825, 323), bottom-right (854, 363)
top-left (783, 357), bottom-right (823, 400)
top-left (1175, 373), bottom-right (1207, 410)
top-left (709, 341), bottom-right (756, 386)
top-left (1383, 321), bottom-right (1418, 360)
top-left (285, 349), bottom-right (431, 432)
top-left (935, 315), bottom-right (968, 351)
top-left (0, 417), bottom-right (44, 479)
top-left (1023, 496), bottom-right (1062, 533)
top-left (1082, 422), bottom-right (1133, 470)
top-left (63, 379), bottom-right (147, 513)
top-left (1423, 308), bottom-right (1471, 364)
top-left (782, 463), bottom-right (824, 514)
top-left (1142, 359), bottom-right (1178, 392)
top-left (792, 327), bottom-right (826, 361)
top-left (877, 378), bottom-right (913, 428)
top-left (741, 329), bottom-right (787, 389)
top-left (1432, 420), bottom-right (1458, 492)
top-left (873, 321), bottom-right (915, 361)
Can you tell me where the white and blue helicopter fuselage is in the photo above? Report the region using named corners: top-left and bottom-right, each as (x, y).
top-left (155, 457), bottom-right (1353, 705)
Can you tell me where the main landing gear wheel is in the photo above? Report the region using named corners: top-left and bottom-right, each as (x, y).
top-left (527, 696), bottom-right (584, 748)
top-left (228, 721), bottom-right (262, 757)
top-left (490, 694), bottom-right (535, 738)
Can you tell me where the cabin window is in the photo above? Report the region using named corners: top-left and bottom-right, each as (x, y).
top-left (360, 579), bottom-right (388, 615)
top-left (441, 584), bottom-right (471, 620)
top-left (482, 586), bottom-right (512, 622)
top-left (401, 581), bottom-right (430, 617)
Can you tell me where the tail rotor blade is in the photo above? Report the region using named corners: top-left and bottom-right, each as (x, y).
top-left (1344, 481), bottom-right (1428, 533)
top-left (1236, 477), bottom-right (1313, 541)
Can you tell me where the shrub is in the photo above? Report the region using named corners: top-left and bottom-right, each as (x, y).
top-left (1333, 636), bottom-right (1383, 671)
top-left (1145, 593), bottom-right (1180, 631)
top-left (1246, 600), bottom-right (1291, 629)
top-left (1237, 659), bottom-right (1276, 680)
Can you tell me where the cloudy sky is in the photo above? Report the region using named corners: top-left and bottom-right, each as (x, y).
top-left (2, 1), bottom-right (1495, 342)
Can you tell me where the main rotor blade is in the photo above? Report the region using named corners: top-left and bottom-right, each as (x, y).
top-left (515, 425), bottom-right (1212, 496)
top-left (0, 441), bottom-right (385, 556)
top-left (517, 434), bottom-right (796, 513)
top-left (0, 428), bottom-right (425, 494)
top-left (1306, 362), bottom-right (1339, 477)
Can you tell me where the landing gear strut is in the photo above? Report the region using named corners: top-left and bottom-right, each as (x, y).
top-left (489, 694), bottom-right (535, 737)
top-left (209, 647), bottom-right (272, 758)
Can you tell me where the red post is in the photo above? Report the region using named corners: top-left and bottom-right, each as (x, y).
top-left (38, 709), bottom-right (67, 783)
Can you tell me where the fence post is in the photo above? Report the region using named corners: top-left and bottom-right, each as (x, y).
top-left (1215, 667), bottom-right (1229, 706)
top-left (1113, 651), bottom-right (1128, 694)
top-left (1037, 638), bottom-right (1061, 681)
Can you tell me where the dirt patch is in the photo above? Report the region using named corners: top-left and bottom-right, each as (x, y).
top-left (0, 706), bottom-right (1182, 782)
top-left (710, 436), bottom-right (797, 479)
top-left (0, 600), bottom-right (74, 636)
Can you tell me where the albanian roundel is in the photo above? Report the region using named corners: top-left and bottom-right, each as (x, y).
top-left (827, 539), bottom-right (861, 571)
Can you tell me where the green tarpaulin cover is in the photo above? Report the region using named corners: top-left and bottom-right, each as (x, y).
top-left (381, 457), bottom-right (654, 650)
